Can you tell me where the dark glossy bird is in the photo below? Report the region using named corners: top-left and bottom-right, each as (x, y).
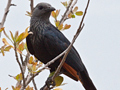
top-left (26, 2), bottom-right (96, 90)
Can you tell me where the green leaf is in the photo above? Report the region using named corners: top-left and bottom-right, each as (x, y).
top-left (4, 46), bottom-right (11, 51)
top-left (49, 71), bottom-right (55, 77)
top-left (55, 76), bottom-right (63, 86)
top-left (75, 11), bottom-right (83, 16)
top-left (71, 14), bottom-right (75, 18)
top-left (15, 73), bottom-right (23, 81)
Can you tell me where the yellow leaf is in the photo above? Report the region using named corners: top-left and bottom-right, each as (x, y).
top-left (54, 88), bottom-right (62, 90)
top-left (18, 42), bottom-right (24, 51)
top-left (2, 38), bottom-right (10, 45)
top-left (75, 11), bottom-right (83, 16)
top-left (16, 27), bottom-right (29, 44)
top-left (12, 86), bottom-right (15, 90)
top-left (14, 31), bottom-right (19, 40)
top-left (29, 56), bottom-right (33, 64)
top-left (63, 24), bottom-right (71, 30)
top-left (56, 10), bottom-right (60, 17)
top-left (25, 11), bottom-right (32, 17)
top-left (24, 42), bottom-right (27, 50)
top-left (58, 24), bottom-right (63, 30)
top-left (26, 86), bottom-right (33, 90)
top-left (55, 21), bottom-right (60, 27)
top-left (55, 76), bottom-right (63, 86)
top-left (61, 1), bottom-right (68, 8)
top-left (1, 46), bottom-right (5, 56)
top-left (16, 32), bottom-right (24, 43)
top-left (23, 27), bottom-right (29, 39)
top-left (4, 46), bottom-right (12, 51)
top-left (68, 13), bottom-right (72, 18)
top-left (0, 27), bottom-right (4, 32)
top-left (19, 73), bottom-right (23, 81)
top-left (32, 64), bottom-right (37, 72)
top-left (5, 88), bottom-right (8, 90)
top-left (51, 11), bottom-right (56, 18)
top-left (9, 31), bottom-right (14, 41)
top-left (73, 6), bottom-right (78, 13)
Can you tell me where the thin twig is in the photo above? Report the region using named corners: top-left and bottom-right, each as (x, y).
top-left (20, 54), bottom-right (24, 65)
top-left (30, 0), bottom-right (34, 14)
top-left (14, 43), bottom-right (25, 89)
top-left (32, 79), bottom-right (38, 90)
top-left (60, 0), bottom-right (73, 25)
top-left (25, 49), bottom-right (66, 86)
top-left (0, 0), bottom-right (12, 36)
top-left (60, 0), bottom-right (78, 25)
top-left (22, 52), bottom-right (30, 73)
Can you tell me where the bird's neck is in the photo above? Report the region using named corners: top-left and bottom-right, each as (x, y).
top-left (31, 16), bottom-right (50, 24)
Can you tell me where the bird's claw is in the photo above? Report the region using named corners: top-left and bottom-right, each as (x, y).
top-left (46, 77), bottom-right (56, 89)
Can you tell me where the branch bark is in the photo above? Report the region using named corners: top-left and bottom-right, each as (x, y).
top-left (14, 43), bottom-right (25, 89)
top-left (30, 0), bottom-right (34, 14)
top-left (32, 79), bottom-right (38, 90)
top-left (0, 0), bottom-right (12, 36)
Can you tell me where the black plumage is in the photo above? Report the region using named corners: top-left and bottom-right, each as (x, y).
top-left (26, 2), bottom-right (96, 90)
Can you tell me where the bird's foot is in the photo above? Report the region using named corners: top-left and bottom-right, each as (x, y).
top-left (45, 77), bottom-right (56, 89)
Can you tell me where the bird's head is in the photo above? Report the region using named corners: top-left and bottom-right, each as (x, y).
top-left (32, 2), bottom-right (55, 19)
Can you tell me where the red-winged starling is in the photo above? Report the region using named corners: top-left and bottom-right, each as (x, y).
top-left (26, 2), bottom-right (96, 90)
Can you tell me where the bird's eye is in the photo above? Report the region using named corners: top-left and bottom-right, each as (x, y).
top-left (38, 6), bottom-right (43, 10)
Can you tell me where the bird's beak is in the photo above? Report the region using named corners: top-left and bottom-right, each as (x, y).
top-left (49, 6), bottom-right (56, 11)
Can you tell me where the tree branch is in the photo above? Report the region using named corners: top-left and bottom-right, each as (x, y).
top-left (30, 0), bottom-right (34, 14)
top-left (14, 43), bottom-right (25, 89)
top-left (32, 79), bottom-right (38, 90)
top-left (60, 0), bottom-right (78, 25)
top-left (0, 0), bottom-right (12, 36)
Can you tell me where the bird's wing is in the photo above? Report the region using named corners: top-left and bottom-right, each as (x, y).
top-left (26, 34), bottom-right (35, 55)
top-left (43, 26), bottom-right (86, 72)
top-left (43, 26), bottom-right (96, 90)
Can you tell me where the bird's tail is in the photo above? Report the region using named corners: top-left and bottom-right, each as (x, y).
top-left (78, 71), bottom-right (97, 90)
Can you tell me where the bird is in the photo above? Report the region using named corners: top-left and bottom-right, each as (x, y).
top-left (26, 2), bottom-right (96, 90)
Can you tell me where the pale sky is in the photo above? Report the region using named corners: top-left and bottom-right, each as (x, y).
top-left (0, 0), bottom-right (120, 90)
